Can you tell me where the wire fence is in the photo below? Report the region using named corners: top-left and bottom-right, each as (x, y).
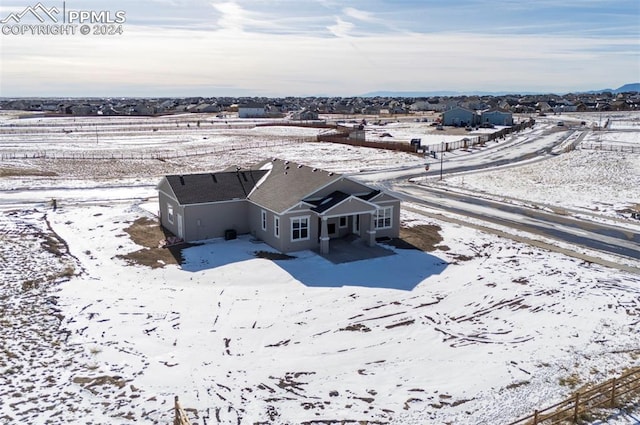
top-left (506, 368), bottom-right (640, 425)
top-left (0, 139), bottom-right (314, 161)
top-left (580, 143), bottom-right (640, 153)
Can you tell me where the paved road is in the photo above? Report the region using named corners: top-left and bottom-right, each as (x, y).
top-left (390, 183), bottom-right (640, 262)
top-left (353, 124), bottom-right (639, 265)
top-left (358, 124), bottom-right (584, 184)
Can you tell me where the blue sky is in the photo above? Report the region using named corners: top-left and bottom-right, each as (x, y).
top-left (0, 0), bottom-right (638, 97)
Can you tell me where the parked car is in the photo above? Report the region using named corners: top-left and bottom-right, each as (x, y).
top-left (557, 121), bottom-right (565, 126)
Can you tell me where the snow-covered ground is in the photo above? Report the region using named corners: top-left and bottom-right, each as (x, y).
top-left (1, 111), bottom-right (639, 424)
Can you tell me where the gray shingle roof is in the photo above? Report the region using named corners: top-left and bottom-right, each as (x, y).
top-left (247, 159), bottom-right (342, 213)
top-left (166, 170), bottom-right (268, 205)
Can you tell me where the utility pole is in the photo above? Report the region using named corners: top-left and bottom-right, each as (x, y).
top-left (440, 141), bottom-right (444, 181)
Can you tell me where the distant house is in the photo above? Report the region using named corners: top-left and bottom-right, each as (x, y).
top-left (480, 110), bottom-right (513, 126)
top-left (194, 103), bottom-right (221, 113)
top-left (157, 159), bottom-right (401, 254)
top-left (552, 100), bottom-right (578, 113)
top-left (133, 103), bottom-right (155, 116)
top-left (535, 102), bottom-right (552, 113)
top-left (441, 106), bottom-right (479, 127)
top-left (292, 109), bottom-right (319, 120)
top-left (69, 104), bottom-right (96, 115)
top-left (238, 103), bottom-right (267, 118)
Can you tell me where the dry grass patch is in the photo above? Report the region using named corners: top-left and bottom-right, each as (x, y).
top-left (0, 167), bottom-right (57, 177)
top-left (384, 224), bottom-right (448, 252)
top-left (116, 217), bottom-right (194, 268)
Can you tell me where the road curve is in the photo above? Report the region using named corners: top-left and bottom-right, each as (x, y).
top-left (390, 182), bottom-right (640, 262)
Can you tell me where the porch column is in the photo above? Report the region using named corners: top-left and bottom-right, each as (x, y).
top-left (366, 212), bottom-right (376, 247)
top-left (320, 216), bottom-right (330, 254)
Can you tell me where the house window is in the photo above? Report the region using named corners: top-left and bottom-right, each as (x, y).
top-left (339, 216), bottom-right (347, 228)
top-left (375, 207), bottom-right (393, 229)
top-left (274, 216), bottom-right (280, 238)
top-left (167, 204), bottom-right (174, 224)
top-left (261, 210), bottom-right (267, 231)
top-left (291, 216), bottom-right (309, 241)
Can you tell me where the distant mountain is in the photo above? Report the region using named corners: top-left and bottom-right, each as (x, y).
top-left (361, 83), bottom-right (639, 98)
top-left (577, 83), bottom-right (639, 94)
top-left (613, 83), bottom-right (640, 93)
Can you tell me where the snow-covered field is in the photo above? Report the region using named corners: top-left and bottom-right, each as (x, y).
top-left (1, 111), bottom-right (639, 425)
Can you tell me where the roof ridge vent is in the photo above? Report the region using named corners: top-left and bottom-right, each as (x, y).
top-left (297, 164), bottom-right (303, 168)
top-left (328, 172), bottom-right (334, 176)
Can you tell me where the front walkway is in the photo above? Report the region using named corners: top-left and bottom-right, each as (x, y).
top-left (315, 235), bottom-right (395, 264)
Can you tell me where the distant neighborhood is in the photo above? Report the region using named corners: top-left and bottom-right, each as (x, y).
top-left (1, 89), bottom-right (639, 118)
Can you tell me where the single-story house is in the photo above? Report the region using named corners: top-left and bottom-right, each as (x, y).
top-left (157, 159), bottom-right (401, 254)
top-left (441, 106), bottom-right (480, 127)
top-left (480, 109), bottom-right (514, 126)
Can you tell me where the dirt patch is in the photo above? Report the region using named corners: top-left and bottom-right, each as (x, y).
top-left (339, 323), bottom-right (371, 332)
top-left (116, 217), bottom-right (197, 268)
top-left (383, 225), bottom-right (448, 252)
top-left (0, 167), bottom-right (57, 177)
top-left (255, 251), bottom-right (296, 260)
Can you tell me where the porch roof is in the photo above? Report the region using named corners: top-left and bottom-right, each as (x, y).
top-left (309, 190), bottom-right (378, 216)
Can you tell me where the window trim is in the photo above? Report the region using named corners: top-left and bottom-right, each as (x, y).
top-left (290, 215), bottom-right (310, 242)
top-left (274, 216), bottom-right (280, 238)
top-left (374, 206), bottom-right (393, 230)
top-left (339, 216), bottom-right (348, 228)
top-left (167, 204), bottom-right (174, 224)
top-left (261, 210), bottom-right (267, 231)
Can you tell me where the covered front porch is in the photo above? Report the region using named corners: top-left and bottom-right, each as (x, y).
top-left (315, 233), bottom-right (395, 264)
top-left (311, 191), bottom-right (380, 255)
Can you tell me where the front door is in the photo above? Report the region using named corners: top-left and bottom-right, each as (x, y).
top-left (352, 214), bottom-right (360, 235)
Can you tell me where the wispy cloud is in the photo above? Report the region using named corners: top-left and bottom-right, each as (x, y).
top-left (212, 1), bottom-right (246, 32)
top-left (343, 7), bottom-right (378, 23)
top-left (327, 16), bottom-right (354, 37)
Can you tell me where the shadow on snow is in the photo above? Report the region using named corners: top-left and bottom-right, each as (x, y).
top-left (179, 235), bottom-right (448, 291)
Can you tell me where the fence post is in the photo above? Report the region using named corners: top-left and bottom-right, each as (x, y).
top-left (533, 410), bottom-right (538, 425)
top-left (174, 395), bottom-right (179, 425)
top-left (610, 377), bottom-right (617, 407)
top-left (573, 392), bottom-right (580, 422)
